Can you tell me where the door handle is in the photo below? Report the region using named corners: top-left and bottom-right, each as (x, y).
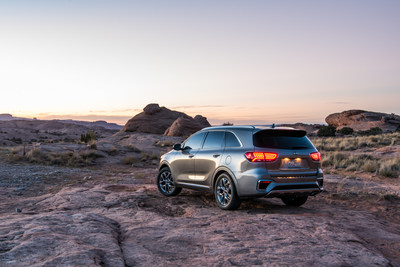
top-left (189, 154), bottom-right (194, 158)
top-left (213, 153), bottom-right (220, 158)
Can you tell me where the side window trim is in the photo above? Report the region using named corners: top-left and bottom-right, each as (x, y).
top-left (225, 131), bottom-right (243, 148)
top-left (200, 132), bottom-right (209, 149)
top-left (201, 130), bottom-right (225, 149)
top-left (183, 131), bottom-right (207, 150)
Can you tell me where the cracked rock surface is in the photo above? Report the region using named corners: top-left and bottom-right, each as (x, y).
top-left (0, 163), bottom-right (399, 266)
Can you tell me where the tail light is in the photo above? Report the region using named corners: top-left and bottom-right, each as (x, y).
top-left (245, 152), bottom-right (278, 162)
top-left (310, 152), bottom-right (321, 162)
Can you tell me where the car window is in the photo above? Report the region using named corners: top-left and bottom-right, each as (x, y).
top-left (253, 129), bottom-right (313, 149)
top-left (183, 132), bottom-right (206, 150)
top-left (225, 132), bottom-right (241, 147)
top-left (203, 131), bottom-right (224, 149)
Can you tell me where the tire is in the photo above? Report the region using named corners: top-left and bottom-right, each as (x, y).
top-left (281, 195), bottom-right (308, 207)
top-left (214, 173), bottom-right (241, 210)
top-left (157, 167), bottom-right (182, 196)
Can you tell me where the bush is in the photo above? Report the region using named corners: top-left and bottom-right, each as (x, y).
top-left (80, 131), bottom-right (97, 143)
top-left (317, 125), bottom-right (336, 137)
top-left (337, 127), bottom-right (354, 135)
top-left (357, 127), bottom-right (383, 136)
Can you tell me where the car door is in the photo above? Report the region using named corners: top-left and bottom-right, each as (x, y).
top-left (193, 131), bottom-right (225, 187)
top-left (170, 131), bottom-right (206, 183)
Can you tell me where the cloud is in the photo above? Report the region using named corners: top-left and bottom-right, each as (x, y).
top-left (328, 101), bottom-right (351, 105)
top-left (170, 105), bottom-right (225, 109)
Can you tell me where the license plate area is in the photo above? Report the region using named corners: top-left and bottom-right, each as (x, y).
top-left (281, 158), bottom-right (302, 169)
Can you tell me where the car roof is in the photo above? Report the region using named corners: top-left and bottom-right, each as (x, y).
top-left (201, 125), bottom-right (296, 132)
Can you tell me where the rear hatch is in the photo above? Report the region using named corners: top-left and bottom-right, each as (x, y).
top-left (252, 129), bottom-right (320, 178)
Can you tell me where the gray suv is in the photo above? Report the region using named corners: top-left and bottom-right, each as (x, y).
top-left (157, 126), bottom-right (324, 210)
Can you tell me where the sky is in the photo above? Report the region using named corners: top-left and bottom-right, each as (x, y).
top-left (1, 0), bottom-right (399, 125)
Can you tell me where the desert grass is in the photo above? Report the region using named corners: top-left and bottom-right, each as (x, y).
top-left (6, 147), bottom-right (103, 167)
top-left (311, 132), bottom-right (400, 151)
top-left (321, 151), bottom-right (400, 178)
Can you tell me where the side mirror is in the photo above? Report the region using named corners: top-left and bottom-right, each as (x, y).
top-left (173, 144), bottom-right (182, 150)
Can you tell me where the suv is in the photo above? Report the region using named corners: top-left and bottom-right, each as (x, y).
top-left (157, 126), bottom-right (324, 210)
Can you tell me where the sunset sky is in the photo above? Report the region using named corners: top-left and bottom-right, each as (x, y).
top-left (1, 0), bottom-right (399, 125)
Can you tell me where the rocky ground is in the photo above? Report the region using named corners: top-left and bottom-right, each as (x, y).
top-left (0, 159), bottom-right (399, 267)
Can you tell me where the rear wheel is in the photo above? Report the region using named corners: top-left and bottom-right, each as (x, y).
top-left (157, 167), bottom-right (182, 196)
top-left (215, 173), bottom-right (241, 210)
top-left (281, 195), bottom-right (308, 207)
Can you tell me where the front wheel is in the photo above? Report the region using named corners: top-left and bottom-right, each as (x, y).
top-left (281, 195), bottom-right (308, 207)
top-left (157, 167), bottom-right (182, 196)
top-left (214, 173), bottom-right (241, 210)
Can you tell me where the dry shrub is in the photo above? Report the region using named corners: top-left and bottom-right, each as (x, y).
top-left (7, 147), bottom-right (103, 167)
top-left (361, 161), bottom-right (378, 173)
top-left (124, 145), bottom-right (141, 153)
top-left (378, 159), bottom-right (400, 178)
top-left (122, 156), bottom-right (139, 165)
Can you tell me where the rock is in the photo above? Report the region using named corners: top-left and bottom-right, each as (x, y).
top-left (143, 103), bottom-right (162, 115)
top-left (164, 116), bottom-right (211, 137)
top-left (325, 110), bottom-right (400, 131)
top-left (122, 104), bottom-right (189, 134)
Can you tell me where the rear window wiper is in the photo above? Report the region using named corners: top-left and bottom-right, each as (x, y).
top-left (290, 146), bottom-right (309, 149)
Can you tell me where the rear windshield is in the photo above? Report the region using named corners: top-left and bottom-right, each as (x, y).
top-left (253, 129), bottom-right (314, 149)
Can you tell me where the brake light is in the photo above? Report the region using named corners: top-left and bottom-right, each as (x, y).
top-left (245, 152), bottom-right (278, 162)
top-left (310, 152), bottom-right (321, 161)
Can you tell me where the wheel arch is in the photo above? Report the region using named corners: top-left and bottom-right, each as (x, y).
top-left (159, 161), bottom-right (171, 171)
top-left (212, 167), bottom-right (239, 194)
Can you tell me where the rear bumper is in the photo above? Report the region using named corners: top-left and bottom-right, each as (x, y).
top-left (234, 168), bottom-right (324, 198)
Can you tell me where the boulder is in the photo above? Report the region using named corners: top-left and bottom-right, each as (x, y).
top-left (122, 104), bottom-right (188, 134)
top-left (164, 116), bottom-right (211, 137)
top-left (325, 110), bottom-right (400, 131)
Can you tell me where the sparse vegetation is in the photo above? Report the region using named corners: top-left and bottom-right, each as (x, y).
top-left (6, 147), bottom-right (103, 167)
top-left (222, 122), bottom-right (234, 126)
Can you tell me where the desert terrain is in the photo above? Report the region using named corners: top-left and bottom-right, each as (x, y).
top-left (0, 107), bottom-right (400, 266)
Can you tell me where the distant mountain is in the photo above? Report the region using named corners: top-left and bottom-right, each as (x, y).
top-left (0, 114), bottom-right (122, 130)
top-left (55, 119), bottom-right (122, 130)
top-left (0, 114), bottom-right (31, 121)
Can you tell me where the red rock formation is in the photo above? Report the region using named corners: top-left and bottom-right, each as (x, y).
top-left (325, 110), bottom-right (400, 131)
top-left (164, 115), bottom-right (211, 137)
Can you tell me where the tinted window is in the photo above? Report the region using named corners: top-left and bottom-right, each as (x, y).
top-left (184, 132), bottom-right (206, 149)
top-left (225, 132), bottom-right (241, 147)
top-left (203, 131), bottom-right (224, 149)
top-left (253, 130), bottom-right (313, 149)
